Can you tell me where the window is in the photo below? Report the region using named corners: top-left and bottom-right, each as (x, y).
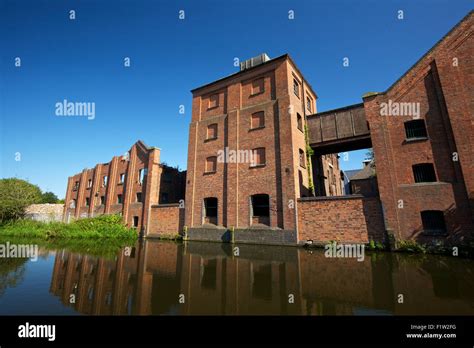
top-left (208, 94), bottom-right (219, 109)
top-left (421, 211), bottom-right (447, 234)
top-left (205, 156), bottom-right (217, 173)
top-left (306, 96), bottom-right (313, 113)
top-left (405, 119), bottom-right (428, 139)
top-left (413, 163), bottom-right (436, 183)
top-left (85, 197), bottom-right (90, 206)
top-left (87, 179), bottom-right (92, 188)
top-left (119, 173), bottom-right (125, 184)
top-left (293, 78), bottom-right (300, 98)
top-left (117, 194), bottom-right (123, 204)
top-left (251, 194), bottom-right (270, 226)
top-left (136, 192), bottom-right (142, 203)
top-left (161, 192), bottom-right (169, 203)
top-left (133, 216), bottom-right (139, 228)
top-left (251, 111), bottom-right (265, 129)
top-left (138, 168), bottom-right (147, 184)
top-left (102, 176), bottom-right (108, 187)
top-left (203, 197), bottom-right (218, 225)
top-left (297, 113), bottom-right (303, 131)
top-left (70, 199), bottom-right (76, 209)
top-left (100, 196), bottom-right (105, 205)
top-left (251, 148), bottom-right (266, 167)
top-left (207, 123), bottom-right (218, 140)
top-left (73, 181), bottom-right (79, 191)
top-left (299, 149), bottom-right (306, 168)
top-left (251, 78), bottom-right (264, 95)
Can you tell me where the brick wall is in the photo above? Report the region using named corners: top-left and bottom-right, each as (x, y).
top-left (363, 12), bottom-right (474, 242)
top-left (297, 196), bottom-right (385, 243)
top-left (148, 204), bottom-right (185, 237)
top-left (185, 55), bottom-right (317, 234)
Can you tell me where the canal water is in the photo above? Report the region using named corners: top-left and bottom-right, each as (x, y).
top-left (0, 240), bottom-right (473, 315)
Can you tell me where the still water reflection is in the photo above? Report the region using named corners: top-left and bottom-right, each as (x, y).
top-left (0, 240), bottom-right (473, 315)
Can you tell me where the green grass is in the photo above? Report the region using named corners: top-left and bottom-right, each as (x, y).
top-left (0, 215), bottom-right (137, 241)
top-left (0, 215), bottom-right (137, 258)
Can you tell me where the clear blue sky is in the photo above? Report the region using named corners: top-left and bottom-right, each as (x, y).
top-left (1, 0), bottom-right (472, 198)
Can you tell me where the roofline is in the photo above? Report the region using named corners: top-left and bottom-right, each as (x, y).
top-left (365, 10), bottom-right (473, 97)
top-left (190, 53), bottom-right (318, 98)
top-left (307, 102), bottom-right (364, 118)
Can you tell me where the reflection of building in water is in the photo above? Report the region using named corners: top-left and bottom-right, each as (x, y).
top-left (49, 241), bottom-right (474, 315)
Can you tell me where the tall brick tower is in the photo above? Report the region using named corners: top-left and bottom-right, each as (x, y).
top-left (185, 54), bottom-right (318, 244)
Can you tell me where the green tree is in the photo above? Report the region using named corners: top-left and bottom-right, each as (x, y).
top-left (41, 191), bottom-right (59, 203)
top-left (0, 178), bottom-right (42, 222)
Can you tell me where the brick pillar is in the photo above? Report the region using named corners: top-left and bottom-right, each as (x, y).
top-left (226, 82), bottom-right (241, 228)
top-left (105, 157), bottom-right (119, 214)
top-left (142, 148), bottom-right (161, 237)
top-left (123, 147), bottom-right (137, 225)
top-left (75, 170), bottom-right (88, 219)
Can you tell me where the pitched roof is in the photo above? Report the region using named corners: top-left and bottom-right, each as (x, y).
top-left (350, 162), bottom-right (376, 180)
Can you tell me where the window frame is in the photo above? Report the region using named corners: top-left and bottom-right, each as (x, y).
top-left (251, 77), bottom-right (265, 96)
top-left (206, 123), bottom-right (218, 141)
top-left (205, 156), bottom-right (217, 174)
top-left (208, 93), bottom-right (219, 109)
top-left (404, 119), bottom-right (428, 140)
top-left (250, 111), bottom-right (265, 130)
top-left (412, 163), bottom-right (437, 183)
top-left (250, 147), bottom-right (266, 168)
top-left (293, 78), bottom-right (300, 98)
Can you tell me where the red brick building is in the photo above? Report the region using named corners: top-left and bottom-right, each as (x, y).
top-left (63, 140), bottom-right (186, 236)
top-left (362, 11), bottom-right (474, 245)
top-left (185, 53), bottom-right (320, 244)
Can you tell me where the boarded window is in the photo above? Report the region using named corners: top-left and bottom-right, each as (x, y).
top-left (207, 123), bottom-right (218, 140)
top-left (421, 211), bottom-right (446, 234)
top-left (306, 96), bottom-right (313, 113)
top-left (251, 78), bottom-right (264, 95)
top-left (413, 163), bottom-right (436, 183)
top-left (405, 120), bottom-right (427, 139)
top-left (299, 149), bottom-right (306, 167)
top-left (297, 113), bottom-right (303, 131)
top-left (205, 156), bottom-right (217, 173)
top-left (209, 94), bottom-right (219, 109)
top-left (293, 79), bottom-right (300, 98)
top-left (251, 148), bottom-right (266, 167)
top-left (251, 111), bottom-right (265, 129)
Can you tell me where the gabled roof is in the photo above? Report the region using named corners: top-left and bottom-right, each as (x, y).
top-left (344, 169), bottom-right (362, 180)
top-left (350, 162), bottom-right (376, 180)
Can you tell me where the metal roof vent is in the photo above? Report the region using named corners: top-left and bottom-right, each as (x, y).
top-left (240, 53), bottom-right (271, 71)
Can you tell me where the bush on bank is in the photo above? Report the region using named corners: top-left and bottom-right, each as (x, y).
top-left (0, 214), bottom-right (137, 240)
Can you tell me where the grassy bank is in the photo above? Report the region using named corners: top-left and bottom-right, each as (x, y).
top-left (0, 215), bottom-right (137, 241)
